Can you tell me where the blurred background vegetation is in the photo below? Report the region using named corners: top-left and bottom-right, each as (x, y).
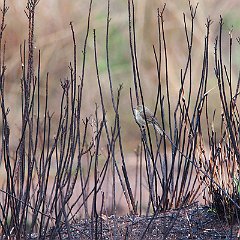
top-left (4, 0), bottom-right (240, 151)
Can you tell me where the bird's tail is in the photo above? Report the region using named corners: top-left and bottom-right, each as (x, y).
top-left (154, 123), bottom-right (163, 136)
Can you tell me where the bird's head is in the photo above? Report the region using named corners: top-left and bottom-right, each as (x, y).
top-left (134, 105), bottom-right (143, 112)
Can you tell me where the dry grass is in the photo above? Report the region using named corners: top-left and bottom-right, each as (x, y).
top-left (0, 1), bottom-right (239, 238)
top-left (3, 0), bottom-right (240, 150)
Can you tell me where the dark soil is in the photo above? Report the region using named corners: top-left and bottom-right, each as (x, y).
top-left (43, 203), bottom-right (239, 239)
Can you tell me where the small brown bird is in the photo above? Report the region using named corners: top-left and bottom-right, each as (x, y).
top-left (133, 105), bottom-right (163, 135)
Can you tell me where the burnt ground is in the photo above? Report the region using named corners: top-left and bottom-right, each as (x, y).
top-left (43, 203), bottom-right (240, 240)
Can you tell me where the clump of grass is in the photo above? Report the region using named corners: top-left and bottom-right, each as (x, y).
top-left (197, 16), bottom-right (240, 224)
